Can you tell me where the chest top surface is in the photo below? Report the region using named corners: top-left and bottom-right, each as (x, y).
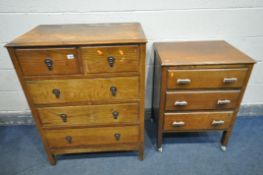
top-left (6, 23), bottom-right (147, 47)
top-left (154, 41), bottom-right (255, 66)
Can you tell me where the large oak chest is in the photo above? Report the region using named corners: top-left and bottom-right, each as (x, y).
top-left (6, 23), bottom-right (146, 165)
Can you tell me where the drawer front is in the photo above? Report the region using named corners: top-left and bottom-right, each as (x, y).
top-left (165, 90), bottom-right (240, 111)
top-left (26, 76), bottom-right (139, 104)
top-left (163, 111), bottom-right (234, 131)
top-left (45, 126), bottom-right (139, 148)
top-left (15, 48), bottom-right (80, 76)
top-left (81, 45), bottom-right (139, 73)
top-left (38, 103), bottom-right (139, 127)
top-left (167, 68), bottom-right (248, 89)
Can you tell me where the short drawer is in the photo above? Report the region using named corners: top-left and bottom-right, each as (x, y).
top-left (15, 48), bottom-right (80, 76)
top-left (38, 103), bottom-right (139, 127)
top-left (167, 68), bottom-right (248, 89)
top-left (45, 126), bottom-right (139, 148)
top-left (165, 90), bottom-right (240, 111)
top-left (81, 45), bottom-right (139, 73)
top-left (26, 76), bottom-right (139, 104)
top-left (163, 111), bottom-right (234, 131)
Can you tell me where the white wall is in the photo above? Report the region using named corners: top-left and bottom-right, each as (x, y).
top-left (0, 0), bottom-right (263, 114)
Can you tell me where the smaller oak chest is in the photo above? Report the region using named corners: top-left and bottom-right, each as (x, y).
top-left (152, 41), bottom-right (255, 152)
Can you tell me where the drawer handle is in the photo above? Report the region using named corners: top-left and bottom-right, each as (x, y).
top-left (108, 56), bottom-right (115, 67)
top-left (44, 58), bottom-right (53, 71)
top-left (60, 114), bottom-right (67, 122)
top-left (217, 99), bottom-right (231, 105)
top-left (174, 101), bottom-right (188, 106)
top-left (52, 89), bottom-right (61, 99)
top-left (212, 120), bottom-right (225, 126)
top-left (65, 136), bottom-right (72, 144)
top-left (172, 121), bottom-right (185, 127)
top-left (114, 133), bottom-right (121, 141)
top-left (223, 78), bottom-right (238, 84)
top-left (177, 79), bottom-right (191, 85)
top-left (110, 86), bottom-right (117, 96)
top-left (112, 111), bottom-right (119, 119)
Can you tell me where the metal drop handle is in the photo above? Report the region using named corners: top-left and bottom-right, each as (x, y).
top-left (60, 114), bottom-right (67, 122)
top-left (177, 79), bottom-right (191, 85)
top-left (110, 86), bottom-right (117, 96)
top-left (174, 101), bottom-right (188, 106)
top-left (212, 120), bottom-right (225, 126)
top-left (172, 121), bottom-right (185, 127)
top-left (107, 56), bottom-right (115, 67)
top-left (44, 58), bottom-right (53, 71)
top-left (65, 136), bottom-right (72, 144)
top-left (52, 89), bottom-right (61, 99)
top-left (112, 111), bottom-right (119, 119)
top-left (114, 133), bottom-right (121, 141)
top-left (217, 99), bottom-right (231, 105)
top-left (223, 78), bottom-right (238, 84)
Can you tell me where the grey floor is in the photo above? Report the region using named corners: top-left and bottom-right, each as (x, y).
top-left (1, 116), bottom-right (263, 175)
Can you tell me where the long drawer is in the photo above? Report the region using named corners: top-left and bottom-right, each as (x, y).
top-left (81, 45), bottom-right (139, 73)
top-left (26, 76), bottom-right (139, 104)
top-left (45, 126), bottom-right (140, 148)
top-left (165, 90), bottom-right (240, 111)
top-left (15, 48), bottom-right (80, 76)
top-left (167, 68), bottom-right (248, 89)
top-left (163, 111), bottom-right (234, 131)
top-left (38, 103), bottom-right (139, 127)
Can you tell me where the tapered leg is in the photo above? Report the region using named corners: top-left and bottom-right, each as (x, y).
top-left (138, 149), bottom-right (144, 160)
top-left (138, 142), bottom-right (144, 160)
top-left (220, 130), bottom-right (232, 151)
top-left (157, 131), bottom-right (163, 152)
top-left (156, 113), bottom-right (163, 152)
top-left (47, 153), bottom-right (56, 166)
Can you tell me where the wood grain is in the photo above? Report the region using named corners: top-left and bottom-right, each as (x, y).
top-left (51, 143), bottom-right (139, 155)
top-left (81, 45), bottom-right (139, 73)
top-left (163, 111), bottom-right (234, 131)
top-left (15, 47), bottom-right (80, 76)
top-left (167, 68), bottom-right (248, 89)
top-left (5, 23), bottom-right (147, 47)
top-left (165, 90), bottom-right (241, 111)
top-left (138, 43), bottom-right (146, 160)
top-left (38, 103), bottom-right (139, 127)
top-left (26, 76), bottom-right (139, 104)
top-left (154, 41), bottom-right (255, 66)
top-left (45, 126), bottom-right (139, 148)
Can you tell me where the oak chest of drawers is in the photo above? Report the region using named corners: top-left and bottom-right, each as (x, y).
top-left (152, 41), bottom-right (255, 152)
top-left (6, 23), bottom-right (146, 165)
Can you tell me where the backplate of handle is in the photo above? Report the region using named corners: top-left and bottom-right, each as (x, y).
top-left (110, 86), bottom-right (117, 96)
top-left (52, 89), bottom-right (61, 99)
top-left (174, 101), bottom-right (188, 106)
top-left (212, 120), bottom-right (225, 126)
top-left (177, 79), bottom-right (191, 85)
top-left (114, 133), bottom-right (121, 141)
top-left (217, 99), bottom-right (231, 105)
top-left (65, 136), bottom-right (72, 144)
top-left (172, 121), bottom-right (185, 127)
top-left (44, 58), bottom-right (53, 71)
top-left (112, 111), bottom-right (119, 119)
top-left (107, 56), bottom-right (115, 67)
top-left (223, 77), bottom-right (238, 84)
top-left (60, 114), bottom-right (67, 122)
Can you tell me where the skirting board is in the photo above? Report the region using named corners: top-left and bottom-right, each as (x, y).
top-left (0, 104), bottom-right (262, 126)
